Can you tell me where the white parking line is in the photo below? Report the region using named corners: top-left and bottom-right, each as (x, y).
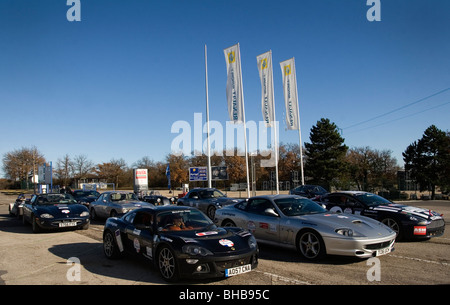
top-left (254, 270), bottom-right (312, 285)
top-left (390, 254), bottom-right (450, 267)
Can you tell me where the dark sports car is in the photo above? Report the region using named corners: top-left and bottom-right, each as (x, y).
top-left (289, 184), bottom-right (328, 200)
top-left (102, 205), bottom-right (258, 282)
top-left (177, 188), bottom-right (240, 219)
top-left (72, 190), bottom-right (100, 207)
top-left (319, 191), bottom-right (445, 240)
top-left (22, 193), bottom-right (90, 233)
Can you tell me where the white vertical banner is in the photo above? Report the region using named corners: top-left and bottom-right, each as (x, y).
top-left (257, 50), bottom-right (279, 193)
top-left (256, 51), bottom-right (275, 127)
top-left (280, 58), bottom-right (300, 130)
top-left (224, 43), bottom-right (250, 197)
top-left (224, 43), bottom-right (245, 124)
top-left (280, 57), bottom-right (305, 185)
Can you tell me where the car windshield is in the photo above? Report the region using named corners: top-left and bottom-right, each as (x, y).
top-left (111, 192), bottom-right (139, 202)
top-left (74, 191), bottom-right (100, 198)
top-left (157, 209), bottom-right (215, 232)
top-left (354, 193), bottom-right (392, 207)
top-left (274, 197), bottom-right (327, 216)
top-left (35, 194), bottom-right (78, 205)
top-left (198, 189), bottom-right (226, 199)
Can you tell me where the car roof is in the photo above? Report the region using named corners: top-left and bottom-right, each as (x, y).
top-left (329, 191), bottom-right (371, 196)
top-left (132, 205), bottom-right (196, 214)
top-left (249, 194), bottom-right (308, 200)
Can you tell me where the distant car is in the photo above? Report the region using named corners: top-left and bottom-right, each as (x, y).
top-left (9, 193), bottom-right (32, 218)
top-left (102, 206), bottom-right (258, 282)
top-left (89, 191), bottom-right (153, 220)
top-left (142, 194), bottom-right (174, 206)
top-left (72, 190), bottom-right (100, 207)
top-left (289, 184), bottom-right (328, 200)
top-left (215, 194), bottom-right (396, 260)
top-left (177, 188), bottom-right (241, 219)
top-left (319, 191), bottom-right (445, 240)
top-left (22, 193), bottom-right (90, 233)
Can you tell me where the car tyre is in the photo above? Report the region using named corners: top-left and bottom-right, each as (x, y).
top-left (207, 205), bottom-right (216, 219)
top-left (297, 229), bottom-right (326, 261)
top-left (90, 208), bottom-right (97, 220)
top-left (31, 215), bottom-right (41, 233)
top-left (103, 230), bottom-right (122, 259)
top-left (222, 220), bottom-right (236, 227)
top-left (157, 246), bottom-right (179, 282)
top-left (381, 217), bottom-right (402, 240)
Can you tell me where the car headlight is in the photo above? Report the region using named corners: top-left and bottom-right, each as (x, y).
top-left (335, 228), bottom-right (354, 236)
top-left (182, 245), bottom-right (213, 256)
top-left (248, 235), bottom-right (257, 249)
top-left (80, 211), bottom-right (89, 217)
top-left (40, 213), bottom-right (54, 219)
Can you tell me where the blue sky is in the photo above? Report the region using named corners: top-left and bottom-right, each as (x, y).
top-left (1, 0), bottom-right (449, 177)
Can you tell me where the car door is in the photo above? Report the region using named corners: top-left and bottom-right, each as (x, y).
top-left (183, 191), bottom-right (199, 208)
top-left (123, 211), bottom-right (154, 258)
top-left (245, 198), bottom-right (280, 243)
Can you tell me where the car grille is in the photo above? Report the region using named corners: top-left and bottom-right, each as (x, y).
top-left (216, 257), bottom-right (251, 270)
top-left (427, 219), bottom-right (445, 229)
top-left (364, 239), bottom-right (394, 250)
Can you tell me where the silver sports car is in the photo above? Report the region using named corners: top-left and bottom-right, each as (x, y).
top-left (214, 195), bottom-right (396, 260)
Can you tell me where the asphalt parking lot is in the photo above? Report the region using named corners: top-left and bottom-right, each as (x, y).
top-left (0, 193), bottom-right (449, 286)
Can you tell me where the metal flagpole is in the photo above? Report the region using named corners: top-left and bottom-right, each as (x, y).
top-left (238, 43), bottom-right (251, 198)
top-left (293, 58), bottom-right (305, 185)
top-left (205, 44), bottom-right (212, 188)
top-left (270, 51), bottom-right (280, 194)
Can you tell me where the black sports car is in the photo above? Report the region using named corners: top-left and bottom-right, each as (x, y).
top-left (289, 184), bottom-right (328, 200)
top-left (319, 191), bottom-right (445, 240)
top-left (72, 190), bottom-right (100, 207)
top-left (102, 205), bottom-right (258, 282)
top-left (22, 193), bottom-right (90, 233)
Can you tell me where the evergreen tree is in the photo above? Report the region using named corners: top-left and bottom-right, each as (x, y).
top-left (403, 125), bottom-right (450, 199)
top-left (304, 118), bottom-right (348, 190)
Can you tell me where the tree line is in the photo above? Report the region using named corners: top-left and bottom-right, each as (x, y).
top-left (2, 118), bottom-right (449, 197)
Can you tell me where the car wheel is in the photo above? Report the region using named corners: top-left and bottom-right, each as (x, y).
top-left (158, 246), bottom-right (179, 282)
top-left (297, 229), bottom-right (325, 260)
top-left (103, 230), bottom-right (121, 259)
top-left (90, 208), bottom-right (97, 220)
top-left (381, 217), bottom-right (402, 239)
top-left (207, 206), bottom-right (216, 219)
top-left (31, 215), bottom-right (41, 233)
top-left (222, 220), bottom-right (236, 227)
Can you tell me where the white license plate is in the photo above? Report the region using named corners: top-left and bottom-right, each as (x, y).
top-left (225, 264), bottom-right (251, 277)
top-left (59, 222), bottom-right (77, 227)
top-left (376, 246), bottom-right (391, 256)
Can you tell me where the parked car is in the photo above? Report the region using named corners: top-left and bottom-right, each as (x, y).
top-left (289, 184), bottom-right (328, 200)
top-left (142, 190), bottom-right (174, 206)
top-left (72, 190), bottom-right (100, 207)
top-left (177, 188), bottom-right (240, 219)
top-left (9, 193), bottom-right (32, 218)
top-left (22, 193), bottom-right (90, 233)
top-left (215, 194), bottom-right (396, 260)
top-left (89, 191), bottom-right (153, 220)
top-left (319, 191), bottom-right (445, 240)
top-left (102, 205), bottom-right (258, 282)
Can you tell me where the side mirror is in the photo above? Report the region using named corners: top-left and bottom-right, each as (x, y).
top-left (265, 208), bottom-right (279, 217)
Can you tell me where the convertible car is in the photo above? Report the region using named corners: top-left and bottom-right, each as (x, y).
top-left (22, 193), bottom-right (90, 233)
top-left (319, 191), bottom-right (445, 240)
top-left (215, 195), bottom-right (396, 260)
top-left (103, 205), bottom-right (258, 282)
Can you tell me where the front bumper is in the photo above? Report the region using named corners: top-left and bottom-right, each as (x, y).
top-left (176, 248), bottom-right (259, 279)
top-left (36, 217), bottom-right (90, 230)
top-left (323, 233), bottom-right (396, 258)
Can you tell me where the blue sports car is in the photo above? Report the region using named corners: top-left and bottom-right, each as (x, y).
top-left (22, 193), bottom-right (90, 233)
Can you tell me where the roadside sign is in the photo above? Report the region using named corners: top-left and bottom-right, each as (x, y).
top-left (189, 167), bottom-right (208, 181)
